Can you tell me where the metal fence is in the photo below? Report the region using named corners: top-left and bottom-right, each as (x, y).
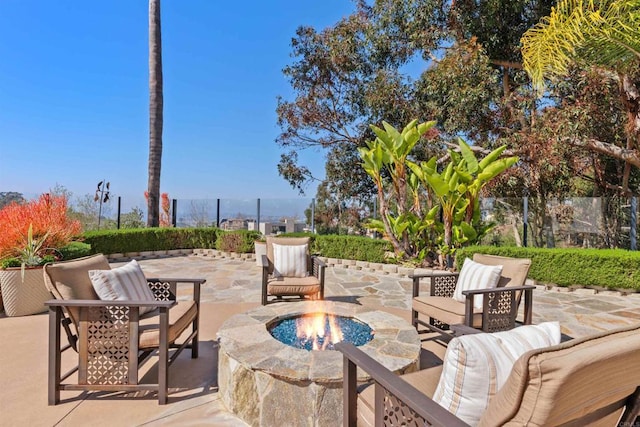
top-left (79, 196), bottom-right (639, 250)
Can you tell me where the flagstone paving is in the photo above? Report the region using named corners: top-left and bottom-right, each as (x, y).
top-left (131, 253), bottom-right (640, 339)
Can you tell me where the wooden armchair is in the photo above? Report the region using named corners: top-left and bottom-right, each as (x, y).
top-left (43, 254), bottom-right (205, 405)
top-left (337, 323), bottom-right (640, 426)
top-left (261, 236), bottom-right (326, 305)
top-left (411, 253), bottom-right (534, 335)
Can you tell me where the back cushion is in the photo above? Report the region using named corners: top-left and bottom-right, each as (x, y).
top-left (43, 254), bottom-right (111, 325)
top-left (480, 324), bottom-right (640, 427)
top-left (473, 254), bottom-right (531, 288)
top-left (266, 236), bottom-right (310, 274)
top-left (272, 243), bottom-right (308, 278)
top-left (453, 258), bottom-right (502, 309)
top-left (433, 322), bottom-right (561, 426)
top-left (89, 259), bottom-right (157, 316)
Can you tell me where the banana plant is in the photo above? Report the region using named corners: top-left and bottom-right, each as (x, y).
top-left (409, 138), bottom-right (519, 259)
top-left (358, 119), bottom-right (436, 257)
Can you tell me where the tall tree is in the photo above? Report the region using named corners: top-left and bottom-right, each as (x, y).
top-left (521, 0), bottom-right (640, 194)
top-left (147, 0), bottom-right (163, 227)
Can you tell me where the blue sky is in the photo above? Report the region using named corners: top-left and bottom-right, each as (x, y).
top-left (0, 0), bottom-right (358, 204)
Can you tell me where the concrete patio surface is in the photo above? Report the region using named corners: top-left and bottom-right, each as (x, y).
top-left (1, 254), bottom-right (639, 426)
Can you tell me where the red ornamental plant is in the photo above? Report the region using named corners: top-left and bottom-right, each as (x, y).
top-left (0, 194), bottom-right (82, 263)
top-left (144, 191), bottom-right (172, 227)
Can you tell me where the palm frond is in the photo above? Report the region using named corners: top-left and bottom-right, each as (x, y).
top-left (521, 0), bottom-right (640, 93)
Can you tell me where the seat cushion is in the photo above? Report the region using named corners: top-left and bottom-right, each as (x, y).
top-left (358, 365), bottom-right (444, 427)
top-left (138, 300), bottom-right (197, 350)
top-left (267, 276), bottom-right (320, 296)
top-left (413, 295), bottom-right (483, 328)
top-left (480, 323), bottom-right (640, 427)
top-left (453, 258), bottom-right (502, 309)
top-left (89, 259), bottom-right (157, 316)
top-left (433, 322), bottom-right (561, 426)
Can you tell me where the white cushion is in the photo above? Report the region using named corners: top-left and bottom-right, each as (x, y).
top-left (272, 243), bottom-right (308, 278)
top-left (433, 322), bottom-right (561, 426)
top-left (89, 259), bottom-right (157, 316)
top-left (453, 258), bottom-right (503, 309)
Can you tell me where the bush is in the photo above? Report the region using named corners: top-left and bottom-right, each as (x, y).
top-left (216, 230), bottom-right (261, 253)
top-left (457, 246), bottom-right (640, 290)
top-left (313, 235), bottom-right (392, 263)
top-left (83, 227), bottom-right (219, 254)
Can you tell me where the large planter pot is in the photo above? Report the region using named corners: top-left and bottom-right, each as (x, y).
top-left (0, 267), bottom-right (51, 317)
top-left (255, 241), bottom-right (267, 267)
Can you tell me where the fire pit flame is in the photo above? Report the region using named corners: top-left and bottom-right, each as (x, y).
top-left (296, 312), bottom-right (344, 351)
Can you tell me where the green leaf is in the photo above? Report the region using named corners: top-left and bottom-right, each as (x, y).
top-left (458, 138), bottom-right (478, 173)
top-left (478, 145), bottom-right (507, 170)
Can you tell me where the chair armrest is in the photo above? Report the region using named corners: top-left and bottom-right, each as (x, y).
top-left (335, 342), bottom-right (469, 427)
top-left (450, 324), bottom-right (483, 336)
top-left (461, 285), bottom-right (535, 296)
top-left (45, 299), bottom-right (175, 309)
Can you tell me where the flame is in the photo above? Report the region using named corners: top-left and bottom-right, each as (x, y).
top-left (295, 312), bottom-right (344, 351)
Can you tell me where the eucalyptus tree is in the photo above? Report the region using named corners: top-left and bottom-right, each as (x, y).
top-left (147, 0), bottom-right (163, 227)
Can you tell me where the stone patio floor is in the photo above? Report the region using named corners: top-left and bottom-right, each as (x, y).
top-left (1, 254), bottom-right (639, 426)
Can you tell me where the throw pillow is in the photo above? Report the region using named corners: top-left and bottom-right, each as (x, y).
top-left (272, 243), bottom-right (308, 278)
top-left (433, 321), bottom-right (561, 426)
top-left (453, 258), bottom-right (503, 309)
top-left (89, 259), bottom-right (157, 316)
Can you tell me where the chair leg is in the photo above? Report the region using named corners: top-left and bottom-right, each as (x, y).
top-left (191, 317), bottom-right (199, 359)
top-left (158, 308), bottom-right (169, 405)
top-left (48, 306), bottom-right (62, 405)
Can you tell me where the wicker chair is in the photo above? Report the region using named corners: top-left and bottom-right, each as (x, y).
top-left (261, 236), bottom-right (326, 305)
top-left (411, 253), bottom-right (534, 335)
top-left (43, 254), bottom-right (205, 405)
top-left (337, 323), bottom-right (640, 427)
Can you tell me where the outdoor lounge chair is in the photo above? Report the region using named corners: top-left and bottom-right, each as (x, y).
top-left (43, 254), bottom-right (205, 405)
top-left (411, 253), bottom-right (533, 335)
top-left (261, 236), bottom-right (326, 305)
top-left (337, 323), bottom-right (640, 426)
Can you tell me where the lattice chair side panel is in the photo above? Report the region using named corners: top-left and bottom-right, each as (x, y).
top-left (78, 305), bottom-right (138, 386)
top-left (147, 280), bottom-right (176, 301)
top-left (379, 386), bottom-right (430, 427)
top-left (483, 290), bottom-right (518, 332)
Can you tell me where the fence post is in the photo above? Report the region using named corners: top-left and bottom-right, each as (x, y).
top-left (631, 197), bottom-right (637, 251)
top-left (523, 196), bottom-right (528, 247)
top-left (257, 198), bottom-right (261, 232)
top-left (171, 199), bottom-right (177, 227)
top-left (216, 198), bottom-right (220, 228)
top-left (311, 198), bottom-right (315, 234)
top-left (117, 196), bottom-right (121, 229)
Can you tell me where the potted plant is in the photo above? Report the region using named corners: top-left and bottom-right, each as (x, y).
top-left (0, 194), bottom-right (82, 316)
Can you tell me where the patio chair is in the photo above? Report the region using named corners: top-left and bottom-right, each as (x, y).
top-left (43, 254), bottom-right (205, 405)
top-left (337, 323), bottom-right (640, 426)
top-left (261, 236), bottom-right (326, 305)
top-left (411, 253), bottom-right (533, 335)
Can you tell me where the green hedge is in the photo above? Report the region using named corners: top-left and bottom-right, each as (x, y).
top-left (83, 227), bottom-right (219, 254)
top-left (216, 230), bottom-right (261, 253)
top-left (280, 233), bottom-right (393, 263)
top-left (457, 246), bottom-right (640, 290)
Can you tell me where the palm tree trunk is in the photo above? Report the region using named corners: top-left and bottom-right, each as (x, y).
top-left (147, 0), bottom-right (163, 227)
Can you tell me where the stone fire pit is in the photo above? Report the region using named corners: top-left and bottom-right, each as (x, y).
top-left (217, 301), bottom-right (421, 426)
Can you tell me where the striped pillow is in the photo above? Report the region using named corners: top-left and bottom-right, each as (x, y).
top-left (453, 258), bottom-right (503, 309)
top-left (89, 260), bottom-right (157, 316)
top-left (433, 322), bottom-right (561, 425)
top-left (272, 243), bottom-right (308, 278)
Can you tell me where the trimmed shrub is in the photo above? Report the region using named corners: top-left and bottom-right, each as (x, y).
top-left (83, 227), bottom-right (219, 254)
top-left (312, 235), bottom-right (392, 263)
top-left (457, 246), bottom-right (640, 290)
top-left (216, 230), bottom-right (261, 253)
